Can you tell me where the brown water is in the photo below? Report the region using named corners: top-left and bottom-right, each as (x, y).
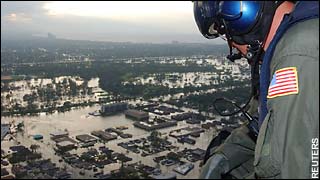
top-left (1, 76), bottom-right (104, 109)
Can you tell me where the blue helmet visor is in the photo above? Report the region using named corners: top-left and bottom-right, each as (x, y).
top-left (194, 1), bottom-right (262, 38)
top-left (193, 1), bottom-right (223, 39)
top-left (220, 1), bottom-right (262, 36)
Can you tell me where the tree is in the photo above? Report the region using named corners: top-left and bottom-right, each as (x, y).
top-left (17, 122), bottom-right (24, 132)
top-left (30, 144), bottom-right (40, 153)
top-left (167, 152), bottom-right (180, 161)
top-left (150, 131), bottom-right (161, 141)
top-left (155, 161), bottom-right (160, 169)
top-left (97, 154), bottom-right (106, 162)
top-left (150, 131), bottom-right (162, 147)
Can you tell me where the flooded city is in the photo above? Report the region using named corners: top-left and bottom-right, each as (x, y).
top-left (1, 4), bottom-right (250, 177)
top-left (1, 53), bottom-right (251, 178)
top-left (1, 69), bottom-right (248, 179)
top-left (2, 101), bottom-right (224, 179)
top-left (2, 1), bottom-right (318, 179)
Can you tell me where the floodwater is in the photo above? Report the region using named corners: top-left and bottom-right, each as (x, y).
top-left (1, 60), bottom-right (249, 178)
top-left (1, 76), bottom-right (105, 109)
top-left (124, 72), bottom-right (221, 88)
top-left (1, 104), bottom-right (219, 179)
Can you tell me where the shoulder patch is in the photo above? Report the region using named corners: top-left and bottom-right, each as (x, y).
top-left (267, 67), bottom-right (299, 99)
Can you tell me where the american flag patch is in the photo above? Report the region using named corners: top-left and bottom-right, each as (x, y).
top-left (267, 67), bottom-right (299, 99)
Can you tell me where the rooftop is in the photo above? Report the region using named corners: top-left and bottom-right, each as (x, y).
top-left (1, 124), bottom-right (10, 140)
top-left (150, 172), bottom-right (177, 179)
top-left (33, 134), bottom-right (43, 140)
top-left (91, 130), bottom-right (117, 141)
top-left (173, 163), bottom-right (194, 175)
top-left (56, 141), bottom-right (75, 148)
top-left (50, 131), bottom-right (69, 137)
top-left (75, 134), bottom-right (97, 143)
top-left (125, 109), bottom-right (149, 117)
top-left (169, 127), bottom-right (204, 138)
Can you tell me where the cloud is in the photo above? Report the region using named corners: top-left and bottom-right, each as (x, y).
top-left (1, 1), bottom-right (47, 17)
top-left (2, 13), bottom-right (33, 23)
top-left (1, 1), bottom-right (225, 44)
top-left (42, 1), bottom-right (192, 21)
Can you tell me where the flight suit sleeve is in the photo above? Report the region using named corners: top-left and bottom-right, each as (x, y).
top-left (254, 27), bottom-right (319, 178)
top-left (200, 125), bottom-right (256, 179)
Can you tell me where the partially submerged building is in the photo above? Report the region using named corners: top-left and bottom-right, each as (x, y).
top-left (50, 131), bottom-right (69, 141)
top-left (133, 121), bottom-right (177, 131)
top-left (119, 133), bottom-right (133, 138)
top-left (133, 117), bottom-right (177, 131)
top-left (91, 130), bottom-right (117, 142)
top-left (171, 112), bottom-right (193, 121)
top-left (33, 134), bottom-right (43, 140)
top-left (50, 130), bottom-right (77, 151)
top-left (173, 163), bottom-right (194, 175)
top-left (76, 134), bottom-right (97, 143)
top-left (56, 141), bottom-right (76, 151)
top-left (171, 112), bottom-right (205, 122)
top-left (100, 102), bottom-right (128, 116)
top-left (125, 109), bottom-right (149, 121)
top-left (150, 172), bottom-right (177, 179)
top-left (1, 124), bottom-right (10, 140)
top-left (177, 136), bottom-right (196, 145)
top-left (169, 127), bottom-right (205, 138)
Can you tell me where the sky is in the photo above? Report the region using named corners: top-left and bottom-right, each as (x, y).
top-left (1, 1), bottom-right (225, 44)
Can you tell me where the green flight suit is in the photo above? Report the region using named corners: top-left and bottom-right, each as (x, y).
top-left (200, 18), bottom-right (319, 179)
top-left (254, 18), bottom-right (319, 179)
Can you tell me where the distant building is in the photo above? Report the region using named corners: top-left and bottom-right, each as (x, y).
top-left (100, 102), bottom-right (128, 116)
top-left (171, 40), bottom-right (179, 44)
top-left (47, 32), bottom-right (56, 39)
top-left (124, 109), bottom-right (149, 121)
